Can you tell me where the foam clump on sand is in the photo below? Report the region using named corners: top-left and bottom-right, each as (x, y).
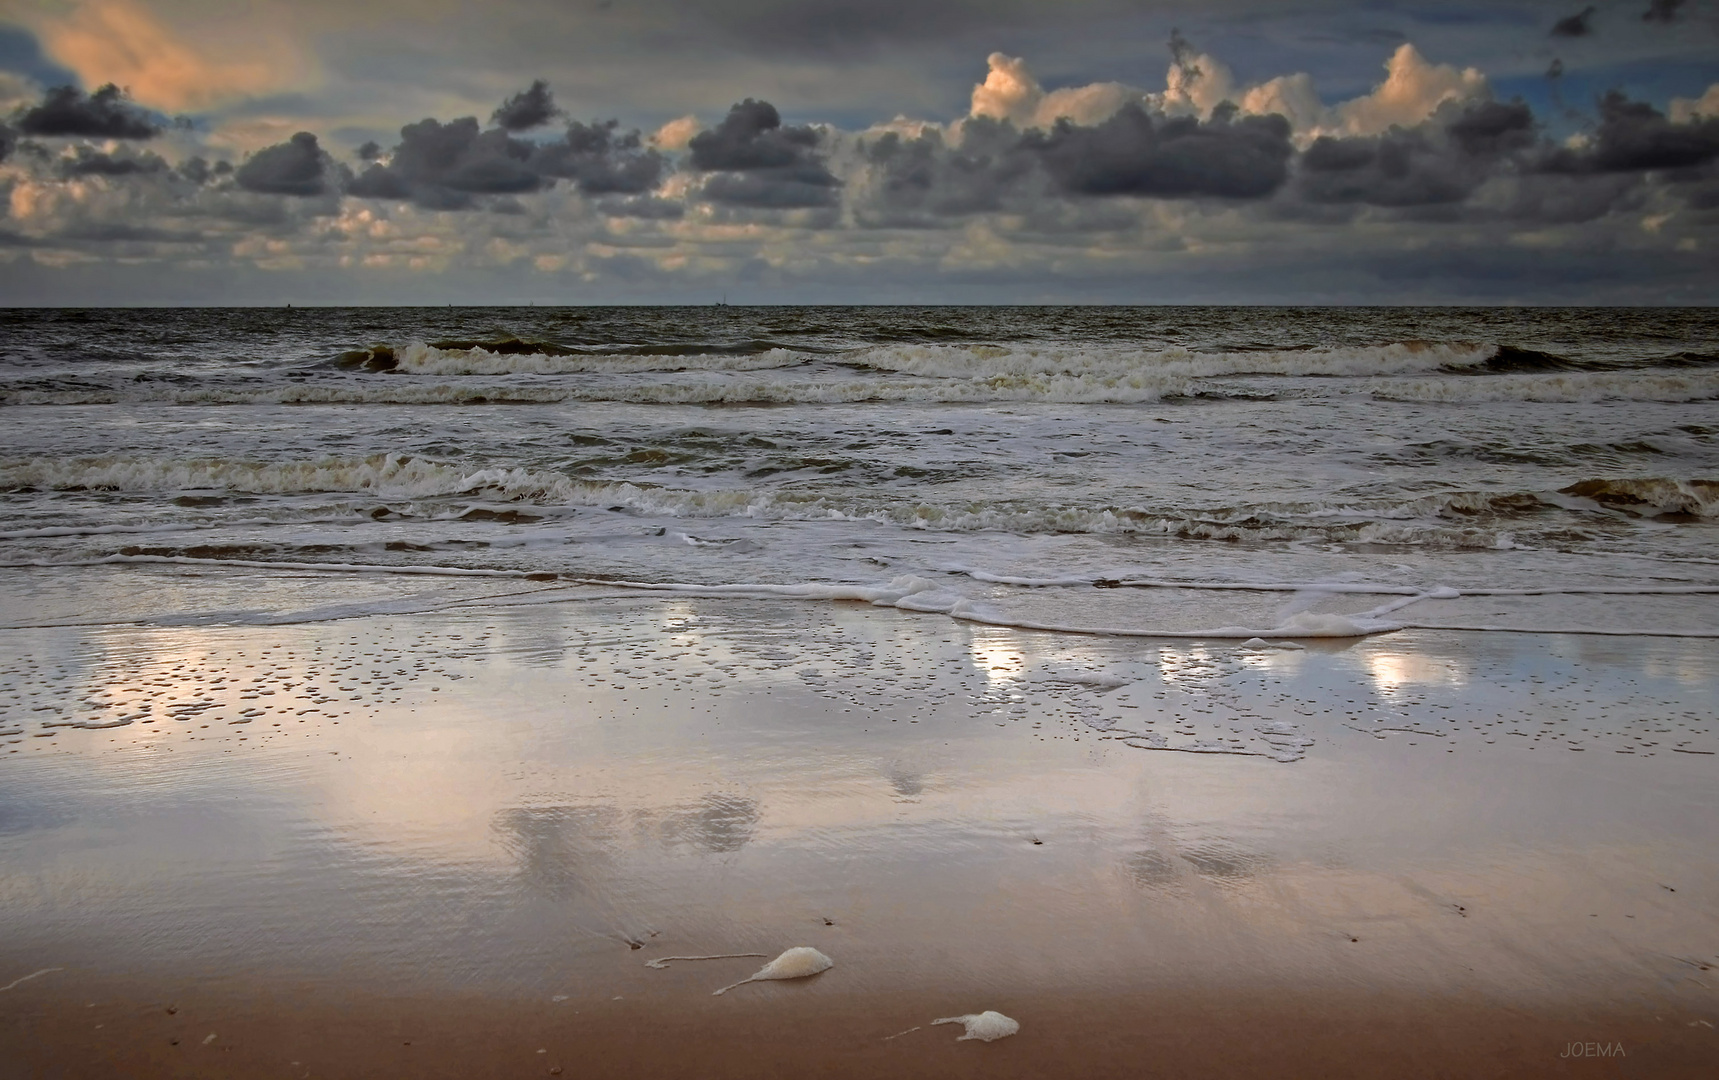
top-left (1240, 637), bottom-right (1305, 650)
top-left (932, 1011), bottom-right (1020, 1041)
top-left (712, 947), bottom-right (833, 995)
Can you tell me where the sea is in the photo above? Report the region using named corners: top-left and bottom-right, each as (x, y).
top-left (2, 306), bottom-right (1716, 639)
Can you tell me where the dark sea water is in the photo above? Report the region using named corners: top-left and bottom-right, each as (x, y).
top-left (2, 306), bottom-right (1716, 636)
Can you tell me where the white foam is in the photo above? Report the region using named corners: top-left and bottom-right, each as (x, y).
top-left (948, 566), bottom-right (1433, 594)
top-left (1400, 622), bottom-right (1719, 638)
top-left (0, 968), bottom-right (62, 993)
top-left (1240, 637), bottom-right (1305, 650)
top-left (392, 343), bottom-right (808, 376)
top-left (930, 1011), bottom-right (1020, 1042)
top-left (8, 341), bottom-right (1716, 408)
top-left (710, 947), bottom-right (834, 995)
top-left (98, 553), bottom-right (532, 578)
top-left (0, 522), bottom-right (224, 540)
top-left (7, 457), bottom-right (1707, 549)
top-left (17, 555), bottom-right (1719, 639)
top-left (853, 340), bottom-right (1494, 380)
top-left (644, 952), bottom-right (766, 970)
top-left (1370, 371), bottom-right (1719, 404)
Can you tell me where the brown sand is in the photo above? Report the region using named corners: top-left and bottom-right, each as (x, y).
top-left (5, 973), bottom-right (1714, 1080)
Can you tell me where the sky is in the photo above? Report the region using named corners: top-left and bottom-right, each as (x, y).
top-left (0, 0), bottom-right (1716, 304)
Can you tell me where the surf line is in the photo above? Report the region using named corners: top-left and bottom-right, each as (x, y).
top-left (946, 567), bottom-right (1719, 599)
top-left (43, 557), bottom-right (1719, 640)
top-left (1399, 622), bottom-right (1719, 638)
top-left (59, 554), bottom-right (1719, 601)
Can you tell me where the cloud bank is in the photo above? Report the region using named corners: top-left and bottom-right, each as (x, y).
top-left (2, 18), bottom-right (1716, 304)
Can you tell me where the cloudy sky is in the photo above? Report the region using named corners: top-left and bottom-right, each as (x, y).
top-left (1, 0), bottom-right (1716, 304)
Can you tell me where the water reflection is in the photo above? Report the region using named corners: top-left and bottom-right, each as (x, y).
top-left (492, 793), bottom-right (761, 891)
top-left (653, 793), bottom-right (759, 854)
top-left (1179, 842), bottom-right (1272, 884)
top-left (886, 769), bottom-right (924, 798)
top-left (1157, 645), bottom-right (1228, 687)
top-left (492, 804), bottom-right (623, 899)
top-left (967, 631), bottom-right (1025, 687)
top-left (1365, 652), bottom-right (1466, 694)
top-left (1125, 848), bottom-right (1180, 888)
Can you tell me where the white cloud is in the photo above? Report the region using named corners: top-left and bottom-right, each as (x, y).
top-left (1670, 84), bottom-right (1719, 123)
top-left (651, 115), bottom-right (702, 151)
top-left (1329, 44), bottom-right (1488, 136)
top-left (969, 52), bottom-right (1146, 129)
top-left (963, 43), bottom-right (1487, 144)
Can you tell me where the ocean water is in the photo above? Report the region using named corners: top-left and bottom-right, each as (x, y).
top-left (1, 305), bottom-right (1716, 637)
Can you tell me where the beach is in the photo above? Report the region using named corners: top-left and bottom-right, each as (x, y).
top-left (2, 566), bottom-right (1716, 1077)
top-left (1, 305), bottom-right (1716, 1075)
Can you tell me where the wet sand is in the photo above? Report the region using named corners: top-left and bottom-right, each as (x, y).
top-left (2, 570), bottom-right (1716, 1077)
top-left (7, 976), bottom-right (1717, 1079)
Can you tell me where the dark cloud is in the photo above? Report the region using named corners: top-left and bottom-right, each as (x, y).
top-left (356, 140), bottom-right (383, 162)
top-left (1541, 92), bottom-right (1719, 172)
top-left (531, 120), bottom-right (666, 194)
top-left (59, 222), bottom-right (195, 245)
top-left (862, 120), bottom-right (1039, 222)
top-left (347, 116), bottom-right (543, 208)
top-left (1026, 104), bottom-right (1294, 199)
top-left (689, 99), bottom-right (839, 207)
top-left (861, 103), bottom-right (1301, 223)
top-left (346, 100), bottom-right (665, 210)
top-left (175, 157), bottom-right (230, 185)
top-left (1550, 6), bottom-right (1597, 37)
top-left (593, 194), bottom-right (685, 219)
top-left (16, 84), bottom-right (162, 139)
top-left (58, 146), bottom-right (170, 179)
top-left (0, 122), bottom-right (14, 164)
top-left (1686, 184), bottom-right (1719, 209)
top-left (236, 132), bottom-right (339, 196)
top-left (1286, 94), bottom-right (1719, 223)
top-left (1492, 171), bottom-right (1646, 224)
top-left (698, 168), bottom-right (839, 207)
top-left (1282, 97), bottom-right (1707, 223)
top-left (1168, 28), bottom-right (1203, 86)
top-left (1445, 101), bottom-right (1538, 157)
top-left (492, 80), bottom-right (562, 131)
top-left (1641, 0), bottom-right (1686, 23)
top-left (1299, 129), bottom-right (1481, 208)
top-left (690, 99), bottom-right (817, 170)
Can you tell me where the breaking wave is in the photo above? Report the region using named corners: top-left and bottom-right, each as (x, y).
top-left (1558, 477), bottom-right (1719, 518)
top-left (2, 375), bottom-right (1191, 406)
top-left (844, 339), bottom-right (1498, 380)
top-left (350, 338), bottom-right (1502, 381)
top-left (383, 343), bottom-right (812, 376)
top-left (6, 454), bottom-right (1711, 537)
top-left (9, 338), bottom-right (1717, 406)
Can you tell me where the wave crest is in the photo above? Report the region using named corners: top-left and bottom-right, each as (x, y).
top-left (388, 343), bottom-right (811, 376)
top-left (1559, 477), bottom-right (1718, 518)
top-left (846, 340), bottom-right (1499, 380)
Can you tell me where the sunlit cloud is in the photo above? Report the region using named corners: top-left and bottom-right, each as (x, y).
top-left (34, 0), bottom-right (305, 111)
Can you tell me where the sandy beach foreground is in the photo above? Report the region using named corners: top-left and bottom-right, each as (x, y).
top-left (2, 567), bottom-right (1716, 1078)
